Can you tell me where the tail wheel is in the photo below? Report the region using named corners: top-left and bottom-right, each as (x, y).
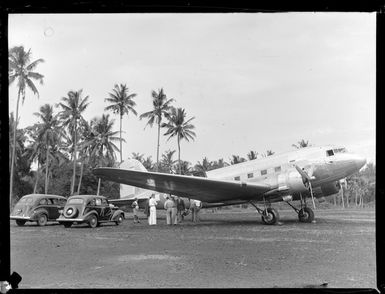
top-left (88, 215), bottom-right (98, 228)
top-left (261, 207), bottom-right (279, 225)
top-left (115, 214), bottom-right (124, 225)
top-left (37, 214), bottom-right (48, 226)
top-left (298, 207), bottom-right (314, 223)
top-left (16, 220), bottom-right (26, 226)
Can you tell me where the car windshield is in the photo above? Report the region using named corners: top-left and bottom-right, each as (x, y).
top-left (18, 197), bottom-right (33, 204)
top-left (68, 198), bottom-right (84, 204)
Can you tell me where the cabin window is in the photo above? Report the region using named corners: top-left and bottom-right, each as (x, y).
top-left (333, 147), bottom-right (347, 153)
top-left (274, 166), bottom-right (281, 172)
top-left (234, 176), bottom-right (240, 181)
top-left (247, 173), bottom-right (253, 178)
top-left (261, 170), bottom-right (267, 176)
top-left (326, 149), bottom-right (334, 156)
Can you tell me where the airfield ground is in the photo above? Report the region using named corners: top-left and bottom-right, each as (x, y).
top-left (10, 207), bottom-right (376, 289)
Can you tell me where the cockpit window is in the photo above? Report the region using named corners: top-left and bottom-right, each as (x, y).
top-left (326, 149), bottom-right (334, 156)
top-left (333, 147), bottom-right (347, 153)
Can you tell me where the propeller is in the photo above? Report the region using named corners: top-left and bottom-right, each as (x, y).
top-left (294, 164), bottom-right (316, 209)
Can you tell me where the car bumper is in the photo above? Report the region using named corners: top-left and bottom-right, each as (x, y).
top-left (56, 217), bottom-right (85, 222)
top-left (10, 216), bottom-right (31, 221)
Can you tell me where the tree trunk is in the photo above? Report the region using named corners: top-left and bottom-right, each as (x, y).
top-left (120, 114), bottom-right (123, 163)
top-left (177, 135), bottom-right (181, 175)
top-left (341, 187), bottom-right (345, 209)
top-left (45, 143), bottom-right (49, 194)
top-left (10, 89), bottom-right (21, 207)
top-left (77, 160), bottom-right (84, 194)
top-left (71, 123), bottom-right (77, 195)
top-left (97, 178), bottom-right (101, 195)
top-left (34, 162), bottom-right (40, 194)
top-left (156, 121), bottom-right (161, 171)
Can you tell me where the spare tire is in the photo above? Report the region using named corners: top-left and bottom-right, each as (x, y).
top-left (64, 206), bottom-right (78, 218)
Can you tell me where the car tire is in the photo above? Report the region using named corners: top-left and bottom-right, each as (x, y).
top-left (115, 214), bottom-right (124, 225)
top-left (16, 220), bottom-right (26, 226)
top-left (88, 215), bottom-right (98, 228)
top-left (37, 214), bottom-right (48, 226)
top-left (63, 222), bottom-right (72, 228)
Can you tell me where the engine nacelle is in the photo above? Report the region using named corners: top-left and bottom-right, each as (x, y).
top-left (279, 171), bottom-right (309, 194)
top-left (312, 181), bottom-right (341, 198)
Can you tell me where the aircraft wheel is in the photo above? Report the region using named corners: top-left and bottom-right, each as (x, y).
top-left (37, 214), bottom-right (48, 226)
top-left (298, 207), bottom-right (314, 223)
top-left (261, 208), bottom-right (279, 225)
top-left (16, 220), bottom-right (26, 226)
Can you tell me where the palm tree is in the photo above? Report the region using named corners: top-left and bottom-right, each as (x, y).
top-left (57, 89), bottom-right (90, 195)
top-left (9, 113), bottom-right (27, 170)
top-left (89, 114), bottom-right (121, 167)
top-left (292, 139), bottom-right (311, 149)
top-left (139, 88), bottom-right (174, 171)
top-left (266, 150), bottom-right (275, 156)
top-left (212, 158), bottom-right (228, 170)
top-left (104, 84), bottom-right (137, 163)
top-left (230, 155), bottom-right (246, 165)
top-left (131, 152), bottom-right (145, 163)
top-left (176, 160), bottom-right (193, 176)
top-left (76, 120), bottom-right (95, 193)
top-left (161, 107), bottom-right (196, 174)
top-left (247, 150), bottom-right (258, 160)
top-left (8, 46), bottom-right (44, 204)
top-left (32, 104), bottom-right (63, 194)
top-left (194, 157), bottom-right (212, 177)
top-left (160, 149), bottom-right (177, 174)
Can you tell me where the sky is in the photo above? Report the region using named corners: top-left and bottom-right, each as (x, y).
top-left (8, 13), bottom-right (376, 165)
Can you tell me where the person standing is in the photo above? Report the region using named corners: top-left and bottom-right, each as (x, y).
top-left (131, 197), bottom-right (140, 223)
top-left (148, 194), bottom-right (158, 225)
top-left (190, 199), bottom-right (202, 223)
top-left (164, 196), bottom-right (173, 225)
top-left (171, 196), bottom-right (178, 225)
top-left (176, 197), bottom-right (186, 223)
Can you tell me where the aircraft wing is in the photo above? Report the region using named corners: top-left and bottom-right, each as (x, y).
top-left (93, 168), bottom-right (272, 203)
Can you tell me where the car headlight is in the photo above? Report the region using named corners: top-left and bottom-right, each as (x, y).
top-left (67, 208), bottom-right (73, 214)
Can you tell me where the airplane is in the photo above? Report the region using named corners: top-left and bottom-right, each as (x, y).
top-left (93, 145), bottom-right (367, 225)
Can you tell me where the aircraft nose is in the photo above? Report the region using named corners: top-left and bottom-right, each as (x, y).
top-left (355, 156), bottom-right (367, 170)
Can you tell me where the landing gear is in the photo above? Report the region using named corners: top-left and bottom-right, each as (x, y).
top-left (285, 193), bottom-right (315, 223)
top-left (298, 207), bottom-right (314, 223)
top-left (261, 207), bottom-right (280, 225)
top-left (249, 201), bottom-right (280, 225)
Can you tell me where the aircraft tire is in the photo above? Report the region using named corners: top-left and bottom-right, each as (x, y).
top-left (298, 207), bottom-right (314, 223)
top-left (261, 208), bottom-right (279, 225)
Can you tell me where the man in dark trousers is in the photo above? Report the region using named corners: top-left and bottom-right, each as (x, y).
top-left (176, 196), bottom-right (186, 223)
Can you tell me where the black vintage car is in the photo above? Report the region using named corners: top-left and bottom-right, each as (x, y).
top-left (10, 194), bottom-right (67, 226)
top-left (57, 195), bottom-right (125, 228)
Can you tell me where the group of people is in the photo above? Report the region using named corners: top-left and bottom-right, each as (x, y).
top-left (132, 193), bottom-right (202, 225)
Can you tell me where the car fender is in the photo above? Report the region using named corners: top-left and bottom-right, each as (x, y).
top-left (30, 208), bottom-right (48, 221)
top-left (83, 210), bottom-right (98, 221)
top-left (111, 209), bottom-right (125, 220)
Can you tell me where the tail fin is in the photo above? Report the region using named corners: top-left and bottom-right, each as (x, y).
top-left (119, 159), bottom-right (151, 199)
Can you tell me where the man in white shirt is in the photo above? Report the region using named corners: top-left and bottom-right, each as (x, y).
top-left (148, 194), bottom-right (158, 225)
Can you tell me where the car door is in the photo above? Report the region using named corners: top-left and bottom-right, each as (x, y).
top-left (99, 198), bottom-right (112, 220)
top-left (47, 198), bottom-right (61, 220)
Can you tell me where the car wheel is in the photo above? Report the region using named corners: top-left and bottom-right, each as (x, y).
top-left (16, 220), bottom-right (26, 226)
top-left (88, 215), bottom-right (98, 228)
top-left (37, 214), bottom-right (48, 226)
top-left (115, 214), bottom-right (124, 225)
top-left (63, 222), bottom-right (72, 228)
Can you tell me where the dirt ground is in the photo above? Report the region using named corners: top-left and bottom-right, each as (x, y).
top-left (10, 207), bottom-right (376, 289)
